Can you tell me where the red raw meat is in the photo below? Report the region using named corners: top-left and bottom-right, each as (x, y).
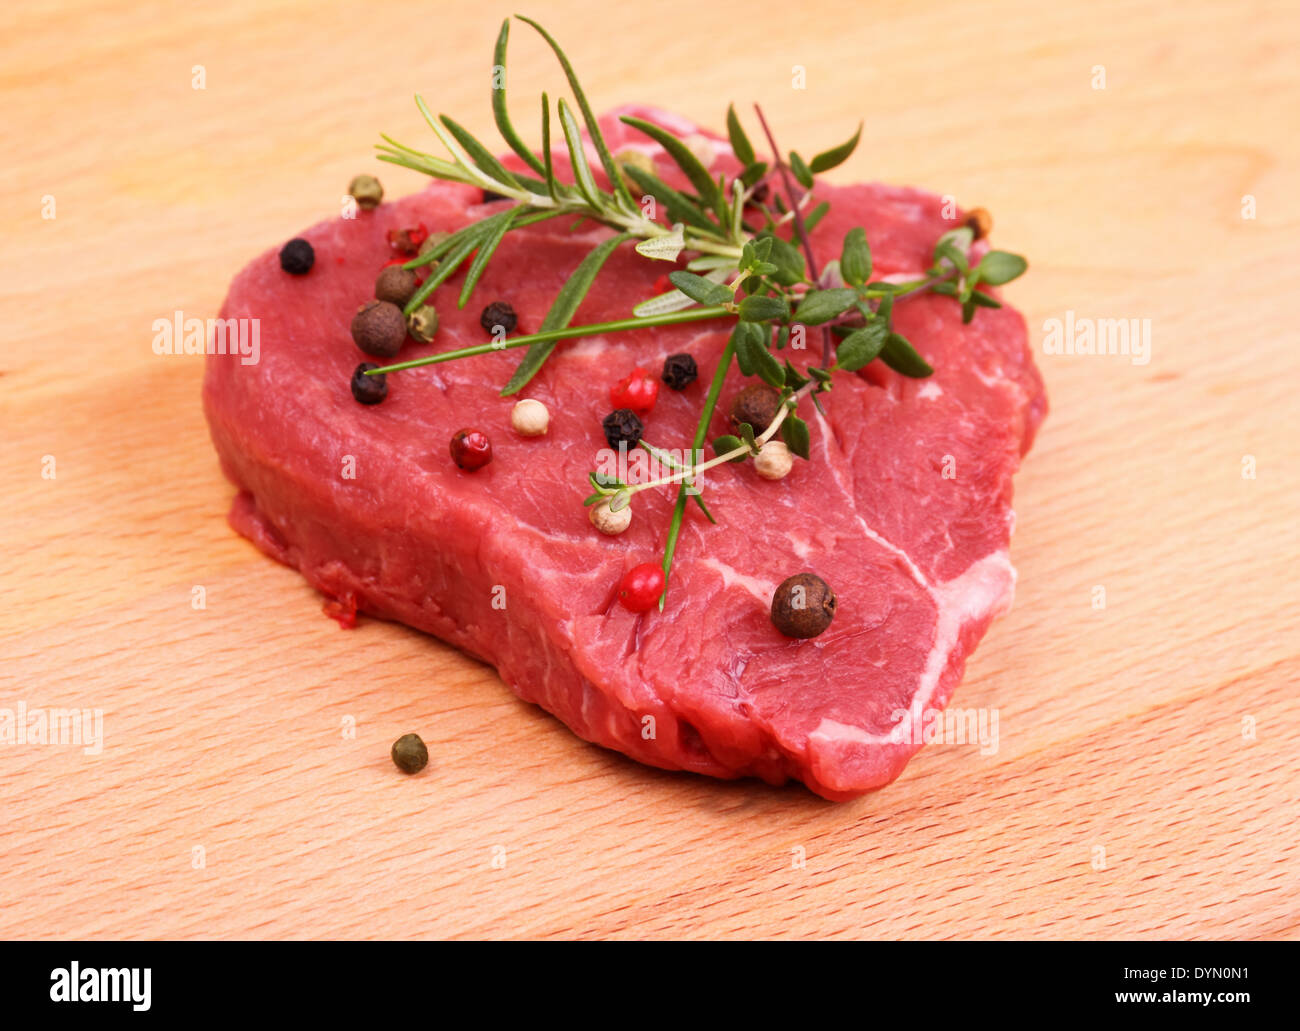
top-left (203, 107), bottom-right (1046, 800)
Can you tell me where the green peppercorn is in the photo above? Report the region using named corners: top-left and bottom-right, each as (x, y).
top-left (351, 300), bottom-right (407, 358)
top-left (407, 304), bottom-right (439, 344)
top-left (418, 231), bottom-right (450, 259)
top-left (348, 174), bottom-right (384, 210)
top-left (771, 573), bottom-right (836, 639)
top-left (391, 733), bottom-right (428, 774)
top-left (730, 383), bottom-right (782, 433)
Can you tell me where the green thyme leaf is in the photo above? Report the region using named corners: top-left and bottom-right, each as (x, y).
top-left (969, 291), bottom-right (1002, 309)
top-left (738, 295), bottom-right (790, 322)
top-left (793, 287), bottom-right (858, 325)
top-left (759, 233), bottom-right (805, 285)
top-left (782, 414), bottom-right (811, 459)
top-left (789, 151), bottom-right (814, 189)
top-left (976, 250), bottom-right (1028, 285)
top-left (803, 201), bottom-right (830, 233)
top-left (668, 270), bottom-right (732, 306)
top-left (712, 435), bottom-right (748, 462)
top-left (740, 160), bottom-right (768, 188)
top-left (880, 331), bottom-right (934, 378)
top-left (726, 104), bottom-right (756, 166)
top-left (809, 122), bottom-right (862, 173)
top-left (782, 360), bottom-right (810, 390)
top-left (502, 232), bottom-right (630, 394)
top-left (835, 322), bottom-right (888, 371)
top-left (839, 227), bottom-right (872, 286)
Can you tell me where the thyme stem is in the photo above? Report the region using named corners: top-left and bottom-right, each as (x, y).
top-left (631, 380), bottom-right (815, 496)
top-left (753, 104), bottom-right (833, 366)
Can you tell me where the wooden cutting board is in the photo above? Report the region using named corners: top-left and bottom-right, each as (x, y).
top-left (2, 0), bottom-right (1296, 940)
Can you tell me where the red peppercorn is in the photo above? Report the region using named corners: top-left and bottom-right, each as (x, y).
top-left (450, 428), bottom-right (492, 471)
top-left (387, 222), bottom-right (428, 256)
top-left (610, 366), bottom-right (659, 414)
top-left (618, 563), bottom-right (665, 612)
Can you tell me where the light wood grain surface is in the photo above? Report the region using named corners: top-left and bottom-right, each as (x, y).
top-left (2, 0), bottom-right (1297, 940)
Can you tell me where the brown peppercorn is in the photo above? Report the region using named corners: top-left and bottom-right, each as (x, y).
top-left (730, 383), bottom-right (782, 433)
top-left (391, 733), bottom-right (428, 774)
top-left (348, 174), bottom-right (383, 210)
top-left (771, 573), bottom-right (837, 639)
top-left (351, 300), bottom-right (407, 358)
top-left (374, 265), bottom-right (417, 306)
top-left (964, 207), bottom-right (993, 241)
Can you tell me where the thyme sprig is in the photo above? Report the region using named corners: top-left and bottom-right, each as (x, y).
top-left (363, 16), bottom-right (1029, 611)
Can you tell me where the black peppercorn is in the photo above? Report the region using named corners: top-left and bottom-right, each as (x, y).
top-left (350, 362), bottom-right (387, 405)
top-left (279, 238), bottom-right (314, 275)
top-left (602, 409), bottom-right (644, 450)
top-left (771, 573), bottom-right (837, 639)
top-left (391, 733), bottom-right (428, 774)
top-left (351, 300), bottom-right (407, 358)
top-left (730, 383), bottom-right (782, 432)
top-left (661, 353), bottom-right (698, 390)
top-left (374, 265), bottom-right (417, 306)
top-left (749, 182), bottom-right (770, 205)
top-left (480, 300), bottom-right (518, 334)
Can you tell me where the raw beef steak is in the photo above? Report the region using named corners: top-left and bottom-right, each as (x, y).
top-left (203, 107), bottom-right (1046, 800)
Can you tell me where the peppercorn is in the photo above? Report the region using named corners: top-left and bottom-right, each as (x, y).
top-left (350, 362), bottom-right (388, 405)
top-left (618, 563), bottom-right (665, 612)
top-left (351, 300), bottom-right (407, 358)
top-left (387, 223), bottom-right (427, 255)
top-left (480, 300), bottom-right (518, 335)
top-left (391, 733), bottom-right (428, 774)
top-left (588, 497), bottom-right (631, 536)
top-left (754, 440), bottom-right (793, 480)
top-left (348, 174), bottom-right (383, 210)
top-left (770, 573), bottom-right (836, 639)
top-left (749, 181), bottom-right (770, 206)
top-left (730, 384), bottom-right (782, 433)
top-left (614, 147), bottom-right (655, 178)
top-left (418, 231), bottom-right (450, 258)
top-left (602, 409), bottom-right (644, 450)
top-left (374, 265), bottom-right (418, 306)
top-left (407, 304), bottom-right (439, 344)
top-left (609, 366), bottom-right (659, 414)
top-left (510, 398), bottom-right (549, 437)
top-left (450, 428), bottom-right (492, 471)
top-left (964, 207), bottom-right (993, 241)
top-left (482, 188), bottom-right (507, 203)
top-left (661, 353), bottom-right (698, 390)
top-left (279, 238), bottom-right (315, 275)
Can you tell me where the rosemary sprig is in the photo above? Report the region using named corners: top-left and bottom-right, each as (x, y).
top-left (363, 16), bottom-right (1030, 613)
